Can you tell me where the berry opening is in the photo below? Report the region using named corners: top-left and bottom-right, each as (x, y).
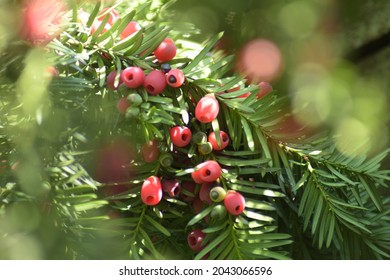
top-left (146, 85), bottom-right (155, 92)
top-left (172, 186), bottom-right (180, 196)
top-left (168, 75), bottom-right (177, 83)
top-left (188, 236), bottom-right (197, 246)
top-left (181, 133), bottom-right (189, 141)
top-left (146, 196), bottom-right (155, 204)
top-left (126, 73), bottom-right (134, 80)
top-left (235, 205), bottom-right (243, 213)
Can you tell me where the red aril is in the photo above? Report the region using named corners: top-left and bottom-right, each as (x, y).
top-left (195, 94), bottom-right (219, 123)
top-left (121, 66), bottom-right (145, 88)
top-left (143, 70), bottom-right (167, 95)
top-left (208, 131), bottom-right (230, 150)
top-left (224, 190), bottom-right (245, 215)
top-left (141, 176), bottom-right (162, 206)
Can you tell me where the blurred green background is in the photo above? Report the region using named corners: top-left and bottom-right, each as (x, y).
top-left (166, 0), bottom-right (390, 160)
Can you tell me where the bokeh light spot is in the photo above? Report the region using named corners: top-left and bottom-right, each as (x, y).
top-left (334, 117), bottom-right (371, 157)
top-left (237, 39), bottom-right (283, 83)
top-left (278, 1), bottom-right (319, 39)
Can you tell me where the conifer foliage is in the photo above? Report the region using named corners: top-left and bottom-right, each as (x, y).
top-left (0, 0), bottom-right (390, 260)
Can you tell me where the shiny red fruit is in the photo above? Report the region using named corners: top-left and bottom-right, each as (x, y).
top-left (208, 131), bottom-right (230, 150)
top-left (141, 176), bottom-right (162, 206)
top-left (162, 179), bottom-right (181, 197)
top-left (117, 97), bottom-right (130, 114)
top-left (256, 81), bottom-right (273, 99)
top-left (187, 229), bottom-right (206, 252)
top-left (224, 190), bottom-right (245, 215)
top-left (194, 160), bottom-right (222, 183)
top-left (141, 139), bottom-right (160, 163)
top-left (121, 67), bottom-right (145, 88)
top-left (154, 38), bottom-right (177, 62)
top-left (120, 21), bottom-right (141, 40)
top-left (170, 126), bottom-right (192, 147)
top-left (143, 70), bottom-right (167, 95)
top-left (166, 69), bottom-right (185, 87)
top-left (191, 169), bottom-right (203, 184)
top-left (107, 70), bottom-right (122, 90)
top-left (195, 94), bottom-right (219, 123)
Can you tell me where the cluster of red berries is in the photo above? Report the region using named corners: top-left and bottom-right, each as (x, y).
top-left (96, 6), bottom-right (277, 255)
top-left (98, 8), bottom-right (186, 115)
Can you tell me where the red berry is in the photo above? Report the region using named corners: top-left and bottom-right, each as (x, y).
top-left (199, 183), bottom-right (213, 204)
top-left (194, 160), bottom-right (222, 183)
top-left (120, 21), bottom-right (141, 40)
top-left (166, 69), bottom-right (185, 88)
top-left (154, 38), bottom-right (177, 62)
top-left (195, 94), bottom-right (219, 123)
top-left (191, 169), bottom-right (203, 184)
top-left (224, 190), bottom-right (245, 215)
top-left (208, 131), bottom-right (230, 150)
top-left (121, 67), bottom-right (145, 88)
top-left (107, 70), bottom-right (122, 90)
top-left (256, 81), bottom-right (273, 99)
top-left (141, 176), bottom-right (162, 206)
top-left (97, 8), bottom-right (119, 25)
top-left (187, 229), bottom-right (206, 252)
top-left (141, 140), bottom-right (160, 163)
top-left (162, 179), bottom-right (181, 197)
top-left (170, 126), bottom-right (192, 147)
top-left (143, 70), bottom-right (167, 95)
top-left (117, 97), bottom-right (130, 114)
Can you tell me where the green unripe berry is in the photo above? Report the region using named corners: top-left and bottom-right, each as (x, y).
top-left (209, 186), bottom-right (226, 202)
top-left (198, 142), bottom-right (213, 155)
top-left (210, 204), bottom-right (227, 221)
top-left (127, 93), bottom-right (143, 107)
top-left (125, 107), bottom-right (140, 119)
top-left (159, 153), bottom-right (173, 167)
top-left (192, 131), bottom-right (207, 144)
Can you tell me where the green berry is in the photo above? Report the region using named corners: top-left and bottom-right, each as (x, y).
top-left (209, 186), bottom-right (226, 202)
top-left (192, 131), bottom-right (207, 144)
top-left (127, 93), bottom-right (143, 107)
top-left (125, 107), bottom-right (140, 119)
top-left (210, 204), bottom-right (227, 221)
top-left (159, 153), bottom-right (173, 167)
top-left (198, 142), bottom-right (213, 155)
